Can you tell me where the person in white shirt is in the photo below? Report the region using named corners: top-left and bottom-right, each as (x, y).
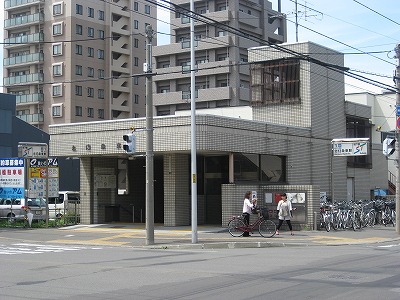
top-left (276, 193), bottom-right (293, 235)
top-left (242, 191), bottom-right (257, 237)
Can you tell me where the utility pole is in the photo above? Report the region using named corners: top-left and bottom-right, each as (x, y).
top-left (394, 43), bottom-right (400, 234)
top-left (190, 0), bottom-right (198, 243)
top-left (145, 25), bottom-right (154, 245)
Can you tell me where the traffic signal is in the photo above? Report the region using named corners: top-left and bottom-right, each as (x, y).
top-left (122, 133), bottom-right (136, 154)
top-left (383, 137), bottom-right (395, 157)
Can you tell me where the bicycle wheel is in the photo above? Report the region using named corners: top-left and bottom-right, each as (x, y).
top-left (259, 220), bottom-right (276, 238)
top-left (228, 218), bottom-right (245, 237)
top-left (325, 214), bottom-right (331, 232)
top-left (391, 210), bottom-right (396, 227)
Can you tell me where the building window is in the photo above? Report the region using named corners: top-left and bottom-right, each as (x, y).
top-left (75, 44), bottom-right (82, 55)
top-left (76, 24), bottom-right (83, 35)
top-left (98, 10), bottom-right (105, 20)
top-left (134, 2), bottom-right (139, 11)
top-left (88, 67), bottom-right (94, 77)
top-left (250, 59), bottom-right (301, 105)
top-left (52, 22), bottom-right (63, 36)
top-left (87, 87), bottom-right (94, 97)
top-left (98, 30), bottom-right (105, 39)
top-left (134, 94), bottom-right (139, 104)
top-left (88, 27), bottom-right (94, 37)
top-left (87, 107), bottom-right (94, 118)
top-left (145, 5), bottom-right (151, 14)
top-left (98, 69), bottom-right (105, 79)
top-left (88, 47), bottom-right (94, 57)
top-left (134, 113), bottom-right (139, 118)
top-left (133, 77), bottom-right (139, 85)
top-left (75, 106), bottom-right (82, 116)
top-left (134, 38), bottom-right (139, 48)
top-left (134, 57), bottom-right (139, 66)
top-left (134, 20), bottom-right (139, 29)
top-left (75, 65), bottom-right (82, 75)
top-left (97, 49), bottom-right (104, 59)
top-left (346, 117), bottom-right (372, 169)
top-left (52, 104), bottom-right (63, 117)
top-left (53, 63), bottom-right (63, 76)
top-left (53, 3), bottom-right (63, 16)
top-left (88, 7), bottom-right (94, 18)
top-left (75, 85), bottom-right (82, 96)
top-left (52, 84), bottom-right (63, 97)
top-left (76, 4), bottom-right (83, 15)
top-left (98, 109), bottom-right (105, 119)
top-left (52, 43), bottom-right (62, 56)
top-left (98, 89), bottom-right (105, 99)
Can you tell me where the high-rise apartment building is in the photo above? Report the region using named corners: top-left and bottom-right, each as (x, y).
top-left (3, 0), bottom-right (157, 132)
top-left (152, 0), bottom-right (286, 116)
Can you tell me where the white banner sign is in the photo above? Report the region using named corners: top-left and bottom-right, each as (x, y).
top-left (332, 140), bottom-right (368, 156)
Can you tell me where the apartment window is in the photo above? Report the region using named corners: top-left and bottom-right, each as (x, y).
top-left (88, 7), bottom-right (94, 18)
top-left (145, 5), bottom-right (151, 14)
top-left (87, 87), bottom-right (94, 97)
top-left (76, 4), bottom-right (83, 15)
top-left (76, 24), bottom-right (83, 35)
top-left (52, 43), bottom-right (62, 56)
top-left (134, 38), bottom-right (139, 48)
top-left (98, 10), bottom-right (105, 20)
top-left (134, 2), bottom-right (139, 11)
top-left (98, 89), bottom-right (105, 99)
top-left (53, 3), bottom-right (63, 16)
top-left (133, 77), bottom-right (139, 85)
top-left (98, 30), bottom-right (105, 39)
top-left (250, 59), bottom-right (301, 105)
top-left (134, 113), bottom-right (139, 118)
top-left (75, 106), bottom-right (82, 116)
top-left (52, 84), bottom-right (63, 97)
top-left (52, 104), bottom-right (63, 117)
top-left (75, 65), bottom-right (82, 75)
top-left (134, 94), bottom-right (139, 104)
top-left (134, 20), bottom-right (139, 29)
top-left (134, 57), bottom-right (139, 66)
top-left (75, 85), bottom-right (82, 96)
top-left (88, 67), bottom-right (94, 77)
top-left (88, 47), bottom-right (94, 57)
top-left (53, 63), bottom-right (63, 76)
top-left (98, 69), bottom-right (105, 79)
top-left (88, 27), bottom-right (94, 37)
top-left (97, 49), bottom-right (104, 59)
top-left (53, 22), bottom-right (63, 36)
top-left (98, 109), bottom-right (105, 119)
top-left (87, 107), bottom-right (94, 118)
top-left (75, 44), bottom-right (82, 55)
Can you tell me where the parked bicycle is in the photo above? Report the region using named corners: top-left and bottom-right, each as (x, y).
top-left (228, 207), bottom-right (276, 238)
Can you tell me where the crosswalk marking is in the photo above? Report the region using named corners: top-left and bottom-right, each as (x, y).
top-left (0, 243), bottom-right (102, 255)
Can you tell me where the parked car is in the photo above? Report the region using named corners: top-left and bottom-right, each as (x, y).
top-left (48, 191), bottom-right (80, 219)
top-left (0, 198), bottom-right (46, 221)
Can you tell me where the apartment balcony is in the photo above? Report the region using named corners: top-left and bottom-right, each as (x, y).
top-left (153, 35), bottom-right (232, 56)
top-left (4, 52), bottom-right (44, 67)
top-left (111, 77), bottom-right (130, 93)
top-left (5, 0), bottom-right (44, 10)
top-left (4, 12), bottom-right (44, 29)
top-left (238, 11), bottom-right (259, 28)
top-left (15, 93), bottom-right (44, 104)
top-left (4, 32), bottom-right (44, 48)
top-left (16, 113), bottom-right (44, 124)
top-left (110, 36), bottom-right (130, 55)
top-left (111, 55), bottom-right (130, 73)
top-left (154, 87), bottom-right (232, 106)
top-left (154, 60), bottom-right (232, 82)
top-left (4, 72), bottom-right (44, 86)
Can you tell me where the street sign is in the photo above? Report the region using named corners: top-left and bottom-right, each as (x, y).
top-left (0, 158), bottom-right (25, 198)
top-left (18, 144), bottom-right (48, 158)
top-left (332, 138), bottom-right (369, 156)
top-left (397, 105), bottom-right (400, 116)
top-left (397, 117), bottom-right (400, 130)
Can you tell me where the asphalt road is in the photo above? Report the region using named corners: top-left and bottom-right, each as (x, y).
top-left (1, 231), bottom-right (400, 299)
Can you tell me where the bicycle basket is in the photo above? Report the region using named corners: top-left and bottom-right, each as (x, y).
top-left (261, 208), bottom-right (269, 219)
top-left (251, 206), bottom-right (259, 214)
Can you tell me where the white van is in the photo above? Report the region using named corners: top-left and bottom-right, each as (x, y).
top-left (0, 198), bottom-right (46, 221)
top-left (48, 191), bottom-right (80, 219)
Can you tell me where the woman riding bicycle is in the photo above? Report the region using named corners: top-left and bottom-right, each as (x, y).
top-left (242, 191), bottom-right (257, 236)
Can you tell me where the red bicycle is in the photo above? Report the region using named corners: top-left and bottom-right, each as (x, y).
top-left (228, 207), bottom-right (276, 238)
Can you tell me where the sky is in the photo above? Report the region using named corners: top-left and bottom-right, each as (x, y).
top-left (157, 0), bottom-right (400, 95)
top-left (1, 1), bottom-right (399, 95)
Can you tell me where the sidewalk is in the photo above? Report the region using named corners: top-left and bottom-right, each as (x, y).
top-left (53, 223), bottom-right (400, 249)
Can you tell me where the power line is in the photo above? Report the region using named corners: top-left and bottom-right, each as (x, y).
top-left (352, 0), bottom-right (400, 26)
